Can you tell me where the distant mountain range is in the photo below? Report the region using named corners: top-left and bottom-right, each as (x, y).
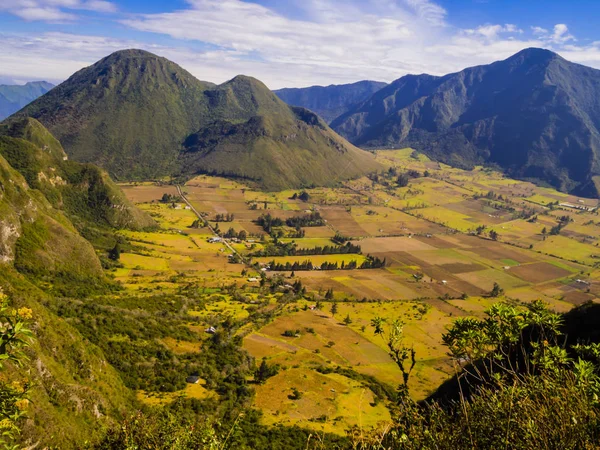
top-left (11, 50), bottom-right (380, 190)
top-left (0, 81), bottom-right (54, 120)
top-left (331, 48), bottom-right (600, 197)
top-left (275, 80), bottom-right (387, 123)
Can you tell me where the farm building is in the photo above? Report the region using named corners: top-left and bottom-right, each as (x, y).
top-left (559, 202), bottom-right (597, 212)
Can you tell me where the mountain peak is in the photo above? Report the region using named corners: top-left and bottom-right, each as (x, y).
top-left (505, 47), bottom-right (561, 65)
top-left (102, 48), bottom-right (159, 60)
top-left (225, 75), bottom-right (269, 90)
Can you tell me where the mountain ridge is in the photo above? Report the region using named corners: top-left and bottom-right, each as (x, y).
top-left (12, 49), bottom-right (380, 189)
top-left (332, 47), bottom-right (600, 196)
top-left (0, 81), bottom-right (54, 121)
top-left (275, 80), bottom-right (387, 123)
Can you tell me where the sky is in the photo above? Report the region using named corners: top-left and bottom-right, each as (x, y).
top-left (1, 0), bottom-right (600, 89)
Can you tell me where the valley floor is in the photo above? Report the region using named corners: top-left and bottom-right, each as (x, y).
top-left (111, 148), bottom-right (600, 435)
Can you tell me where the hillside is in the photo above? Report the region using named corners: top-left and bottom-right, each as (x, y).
top-left (180, 76), bottom-right (381, 190)
top-left (13, 50), bottom-right (380, 189)
top-left (0, 118), bottom-right (155, 231)
top-left (0, 81), bottom-right (54, 121)
top-left (0, 120), bottom-right (156, 446)
top-left (332, 48), bottom-right (600, 197)
top-left (275, 80), bottom-right (387, 123)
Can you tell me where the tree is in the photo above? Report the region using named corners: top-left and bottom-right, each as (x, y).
top-left (160, 193), bottom-right (175, 203)
top-left (371, 317), bottom-right (415, 399)
top-left (330, 303), bottom-right (338, 317)
top-left (288, 387), bottom-right (303, 400)
top-left (298, 191), bottom-right (310, 202)
top-left (238, 230), bottom-right (247, 241)
top-left (396, 173), bottom-right (410, 187)
top-left (108, 242), bottom-right (121, 261)
top-left (254, 359), bottom-right (279, 384)
top-left (489, 229), bottom-right (499, 241)
top-left (489, 282), bottom-right (504, 297)
top-left (343, 314), bottom-right (352, 325)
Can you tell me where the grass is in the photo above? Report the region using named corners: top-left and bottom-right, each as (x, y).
top-left (137, 380), bottom-right (213, 406)
top-left (535, 235), bottom-right (597, 264)
top-left (254, 367), bottom-right (391, 435)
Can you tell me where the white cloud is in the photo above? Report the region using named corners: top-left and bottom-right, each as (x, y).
top-left (0, 0), bottom-right (117, 22)
top-left (531, 26), bottom-right (548, 36)
top-left (0, 3), bottom-right (599, 89)
top-left (529, 23), bottom-right (576, 44)
top-left (550, 23), bottom-right (575, 43)
top-left (403, 0), bottom-right (447, 26)
top-left (464, 23), bottom-right (523, 40)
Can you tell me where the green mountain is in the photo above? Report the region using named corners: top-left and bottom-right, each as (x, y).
top-left (0, 118), bottom-right (155, 231)
top-left (13, 50), bottom-right (380, 189)
top-left (12, 50), bottom-right (215, 179)
top-left (332, 48), bottom-right (600, 197)
top-left (0, 81), bottom-right (54, 121)
top-left (180, 76), bottom-right (381, 190)
top-left (274, 80), bottom-right (387, 123)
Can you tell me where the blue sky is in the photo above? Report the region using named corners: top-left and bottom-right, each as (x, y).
top-left (1, 0), bottom-right (600, 88)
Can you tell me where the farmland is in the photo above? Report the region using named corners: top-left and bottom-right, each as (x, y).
top-left (114, 150), bottom-right (600, 435)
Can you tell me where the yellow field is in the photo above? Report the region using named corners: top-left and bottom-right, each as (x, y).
top-left (116, 150), bottom-right (600, 435)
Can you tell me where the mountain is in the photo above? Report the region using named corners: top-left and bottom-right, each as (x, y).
top-left (275, 80), bottom-right (387, 123)
top-left (0, 117), bottom-right (155, 232)
top-left (0, 121), bottom-right (146, 445)
top-left (13, 50), bottom-right (380, 189)
top-left (332, 48), bottom-right (600, 197)
top-left (10, 50), bottom-right (215, 180)
top-left (0, 81), bottom-right (54, 120)
top-left (180, 76), bottom-right (381, 190)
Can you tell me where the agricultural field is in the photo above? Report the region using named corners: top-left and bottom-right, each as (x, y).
top-left (115, 150), bottom-right (600, 435)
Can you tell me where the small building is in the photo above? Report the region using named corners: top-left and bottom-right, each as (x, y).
top-left (559, 202), bottom-right (597, 212)
top-left (186, 375), bottom-right (201, 384)
top-left (205, 326), bottom-right (217, 334)
top-left (247, 277), bottom-right (258, 282)
top-left (208, 237), bottom-right (222, 243)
